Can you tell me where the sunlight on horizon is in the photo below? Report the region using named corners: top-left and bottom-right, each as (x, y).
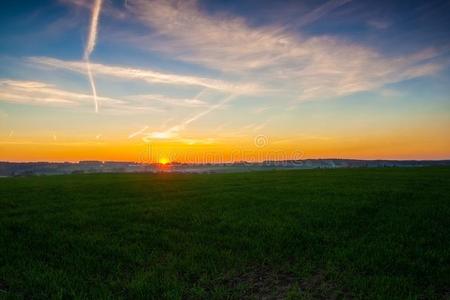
top-left (159, 158), bottom-right (170, 165)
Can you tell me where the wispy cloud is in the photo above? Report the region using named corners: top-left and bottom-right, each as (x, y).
top-left (179, 138), bottom-right (215, 145)
top-left (0, 79), bottom-right (93, 106)
top-left (0, 79), bottom-right (161, 113)
top-left (142, 130), bottom-right (178, 141)
top-left (83, 0), bottom-right (103, 113)
top-left (126, 0), bottom-right (445, 101)
top-left (128, 125), bottom-right (149, 139)
top-left (179, 94), bottom-right (237, 130)
top-left (29, 56), bottom-right (262, 94)
top-left (126, 94), bottom-right (210, 108)
top-left (130, 93), bottom-right (237, 143)
top-left (295, 0), bottom-right (352, 27)
top-left (83, 0), bottom-right (102, 59)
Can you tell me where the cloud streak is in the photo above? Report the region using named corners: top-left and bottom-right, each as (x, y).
top-left (131, 93), bottom-right (237, 143)
top-left (125, 94), bottom-right (209, 108)
top-left (84, 0), bottom-right (102, 113)
top-left (0, 79), bottom-right (161, 113)
top-left (128, 126), bottom-right (149, 139)
top-left (179, 94), bottom-right (236, 129)
top-left (29, 56), bottom-right (261, 94)
top-left (0, 80), bottom-right (93, 106)
top-left (126, 0), bottom-right (445, 101)
top-left (149, 93), bottom-right (237, 141)
top-left (295, 0), bottom-right (352, 27)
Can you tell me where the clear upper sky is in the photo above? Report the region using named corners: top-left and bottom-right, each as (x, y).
top-left (0, 0), bottom-right (449, 162)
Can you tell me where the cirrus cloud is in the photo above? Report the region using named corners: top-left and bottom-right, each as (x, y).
top-left (126, 0), bottom-right (446, 101)
top-left (28, 56), bottom-right (262, 95)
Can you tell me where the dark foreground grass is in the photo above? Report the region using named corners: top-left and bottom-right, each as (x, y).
top-left (0, 167), bottom-right (449, 299)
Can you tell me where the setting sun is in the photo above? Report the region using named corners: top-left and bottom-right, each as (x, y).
top-left (159, 158), bottom-right (170, 165)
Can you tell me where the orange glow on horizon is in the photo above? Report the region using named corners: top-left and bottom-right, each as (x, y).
top-left (1, 125), bottom-right (449, 163)
top-left (159, 158), bottom-right (170, 165)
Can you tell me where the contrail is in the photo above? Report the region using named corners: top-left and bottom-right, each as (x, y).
top-left (84, 0), bottom-right (103, 113)
top-left (162, 93), bottom-right (237, 135)
top-left (181, 93), bottom-right (236, 128)
top-left (138, 93), bottom-right (238, 143)
top-left (128, 126), bottom-right (149, 139)
top-left (85, 62), bottom-right (98, 112)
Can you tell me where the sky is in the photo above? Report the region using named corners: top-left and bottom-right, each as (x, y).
top-left (0, 0), bottom-right (449, 163)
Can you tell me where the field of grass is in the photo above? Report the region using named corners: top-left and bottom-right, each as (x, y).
top-left (0, 167), bottom-right (449, 299)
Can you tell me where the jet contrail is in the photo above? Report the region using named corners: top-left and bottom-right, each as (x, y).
top-left (128, 126), bottom-right (149, 139)
top-left (84, 0), bottom-right (103, 113)
top-left (182, 93), bottom-right (236, 127)
top-left (155, 93), bottom-right (237, 137)
top-left (137, 93), bottom-right (238, 143)
top-left (85, 62), bottom-right (98, 112)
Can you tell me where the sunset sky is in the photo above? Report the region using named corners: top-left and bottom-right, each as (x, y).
top-left (1, 0), bottom-right (449, 162)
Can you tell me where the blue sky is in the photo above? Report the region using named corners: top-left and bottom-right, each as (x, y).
top-left (0, 0), bottom-right (449, 161)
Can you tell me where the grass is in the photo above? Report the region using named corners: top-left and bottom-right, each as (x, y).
top-left (0, 167), bottom-right (449, 299)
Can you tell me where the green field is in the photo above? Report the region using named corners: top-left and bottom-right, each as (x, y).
top-left (0, 168), bottom-right (449, 299)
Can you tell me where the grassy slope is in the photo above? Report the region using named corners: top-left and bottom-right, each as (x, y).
top-left (0, 168), bottom-right (449, 299)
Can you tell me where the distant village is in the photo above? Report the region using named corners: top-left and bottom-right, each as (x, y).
top-left (1, 159), bottom-right (450, 177)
